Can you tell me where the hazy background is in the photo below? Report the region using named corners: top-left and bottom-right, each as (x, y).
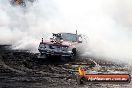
top-left (0, 0), bottom-right (132, 64)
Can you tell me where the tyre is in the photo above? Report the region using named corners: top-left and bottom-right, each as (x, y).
top-left (72, 48), bottom-right (76, 56)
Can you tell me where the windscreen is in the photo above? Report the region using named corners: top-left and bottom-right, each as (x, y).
top-left (61, 33), bottom-right (79, 42)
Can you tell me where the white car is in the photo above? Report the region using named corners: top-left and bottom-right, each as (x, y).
top-left (38, 32), bottom-right (82, 60)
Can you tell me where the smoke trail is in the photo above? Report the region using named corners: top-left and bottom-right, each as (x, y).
top-left (0, 0), bottom-right (132, 64)
top-left (0, 0), bottom-right (62, 52)
top-left (56, 0), bottom-right (132, 64)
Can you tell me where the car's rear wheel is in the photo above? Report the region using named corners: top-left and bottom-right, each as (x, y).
top-left (72, 48), bottom-right (76, 56)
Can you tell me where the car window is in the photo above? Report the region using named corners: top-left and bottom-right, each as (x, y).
top-left (61, 33), bottom-right (79, 42)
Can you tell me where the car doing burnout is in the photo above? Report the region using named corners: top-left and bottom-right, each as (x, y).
top-left (38, 32), bottom-right (82, 59)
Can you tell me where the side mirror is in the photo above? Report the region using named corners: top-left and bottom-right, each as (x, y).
top-left (78, 35), bottom-right (82, 43)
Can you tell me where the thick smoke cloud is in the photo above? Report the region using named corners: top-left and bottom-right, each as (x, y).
top-left (56, 0), bottom-right (132, 64)
top-left (0, 0), bottom-right (64, 51)
top-left (0, 0), bottom-right (132, 64)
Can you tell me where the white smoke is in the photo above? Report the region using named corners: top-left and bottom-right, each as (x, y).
top-left (0, 0), bottom-right (132, 64)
